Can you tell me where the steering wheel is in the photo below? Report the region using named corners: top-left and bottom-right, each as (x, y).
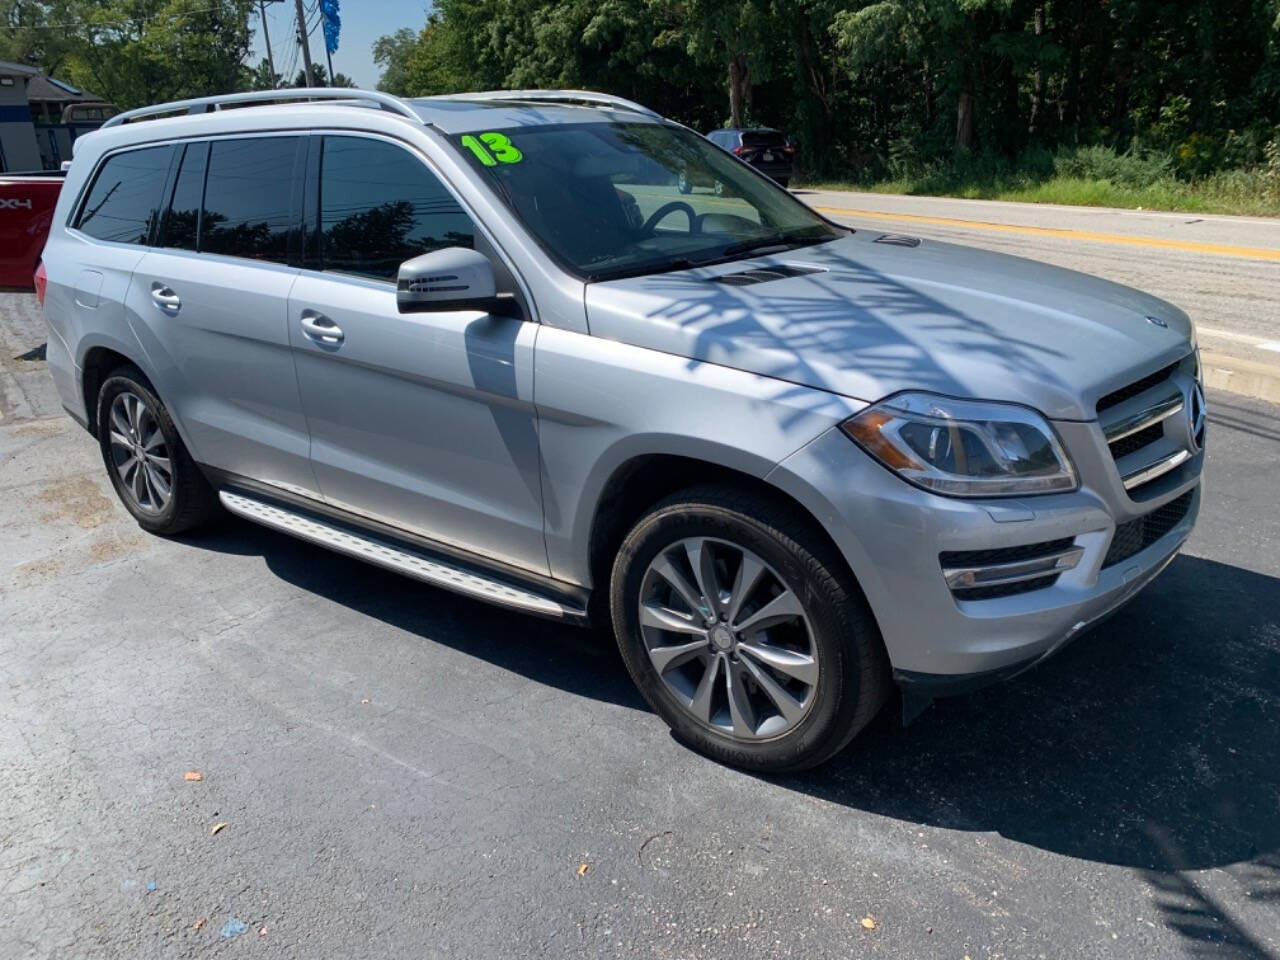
top-left (641, 201), bottom-right (698, 237)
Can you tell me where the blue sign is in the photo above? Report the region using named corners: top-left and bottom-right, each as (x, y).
top-left (321, 0), bottom-right (341, 55)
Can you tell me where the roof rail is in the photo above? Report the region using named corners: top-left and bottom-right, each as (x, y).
top-left (433, 90), bottom-right (661, 119)
top-left (101, 88), bottom-right (421, 129)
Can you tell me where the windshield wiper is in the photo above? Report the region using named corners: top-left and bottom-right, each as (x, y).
top-left (584, 257), bottom-right (700, 283)
top-left (720, 232), bottom-right (834, 259)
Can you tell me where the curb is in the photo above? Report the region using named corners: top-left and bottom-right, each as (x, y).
top-left (1200, 350), bottom-right (1280, 406)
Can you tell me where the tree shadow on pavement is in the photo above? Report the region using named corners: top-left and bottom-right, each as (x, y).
top-left (191, 513), bottom-right (1278, 881)
top-left (777, 554), bottom-right (1280, 876)
top-left (183, 515), bottom-right (648, 712)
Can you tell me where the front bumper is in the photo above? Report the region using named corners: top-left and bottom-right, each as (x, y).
top-left (767, 423), bottom-right (1202, 680)
top-left (894, 535), bottom-right (1184, 699)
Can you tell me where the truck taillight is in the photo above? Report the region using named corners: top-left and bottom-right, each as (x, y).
top-left (733, 146), bottom-right (747, 156)
top-left (34, 261), bottom-right (47, 307)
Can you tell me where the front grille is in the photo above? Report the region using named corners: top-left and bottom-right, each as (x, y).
top-left (1096, 362), bottom-right (1179, 414)
top-left (1102, 491), bottom-right (1194, 568)
top-left (1108, 421), bottom-right (1164, 460)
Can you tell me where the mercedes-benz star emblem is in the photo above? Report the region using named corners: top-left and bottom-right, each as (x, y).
top-left (1187, 382), bottom-right (1206, 452)
top-left (1146, 315), bottom-right (1169, 328)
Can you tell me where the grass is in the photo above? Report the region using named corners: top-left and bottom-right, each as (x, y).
top-left (801, 147), bottom-right (1280, 216)
top-left (803, 174), bottom-right (1280, 216)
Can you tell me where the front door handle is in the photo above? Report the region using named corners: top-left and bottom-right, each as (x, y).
top-left (300, 310), bottom-right (344, 345)
top-left (149, 281), bottom-right (180, 313)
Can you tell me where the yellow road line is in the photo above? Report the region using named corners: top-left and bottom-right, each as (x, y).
top-left (813, 206), bottom-right (1280, 263)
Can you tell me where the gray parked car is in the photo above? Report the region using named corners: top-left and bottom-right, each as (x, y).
top-left (40, 89), bottom-right (1204, 771)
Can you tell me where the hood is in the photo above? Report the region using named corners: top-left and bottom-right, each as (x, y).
top-left (583, 232), bottom-right (1195, 421)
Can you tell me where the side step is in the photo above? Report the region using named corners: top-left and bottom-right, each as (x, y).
top-left (219, 490), bottom-right (586, 621)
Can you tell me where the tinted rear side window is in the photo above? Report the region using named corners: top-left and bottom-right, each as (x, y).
top-left (160, 141), bottom-right (208, 251)
top-left (319, 135), bottom-right (474, 281)
top-left (75, 146), bottom-right (173, 244)
top-left (201, 137), bottom-right (300, 263)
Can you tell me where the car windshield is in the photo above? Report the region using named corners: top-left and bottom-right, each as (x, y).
top-left (451, 121), bottom-right (844, 281)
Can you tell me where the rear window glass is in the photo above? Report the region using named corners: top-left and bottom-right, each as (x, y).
top-left (200, 137), bottom-right (299, 263)
top-left (741, 131), bottom-right (785, 147)
top-left (75, 146), bottom-right (172, 245)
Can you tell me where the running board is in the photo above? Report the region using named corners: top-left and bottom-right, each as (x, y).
top-left (219, 490), bottom-right (586, 621)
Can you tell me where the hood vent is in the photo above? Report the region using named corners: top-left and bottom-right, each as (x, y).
top-left (712, 264), bottom-right (826, 286)
top-left (873, 234), bottom-right (921, 248)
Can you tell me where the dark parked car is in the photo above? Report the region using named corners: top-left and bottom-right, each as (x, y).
top-left (704, 128), bottom-right (794, 187)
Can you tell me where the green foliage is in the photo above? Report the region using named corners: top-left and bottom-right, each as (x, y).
top-left (1051, 146), bottom-right (1174, 188)
top-left (375, 0), bottom-right (1280, 195)
top-left (1, 0), bottom-right (258, 108)
top-left (290, 63), bottom-right (356, 88)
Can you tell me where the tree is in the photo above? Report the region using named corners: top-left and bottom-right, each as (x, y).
top-left (370, 0), bottom-right (1280, 181)
top-left (291, 63), bottom-right (356, 88)
top-left (372, 27), bottom-right (420, 94)
top-left (0, 0), bottom-right (80, 76)
top-left (247, 58), bottom-right (282, 91)
top-left (650, 0), bottom-right (773, 128)
top-left (61, 0), bottom-right (258, 109)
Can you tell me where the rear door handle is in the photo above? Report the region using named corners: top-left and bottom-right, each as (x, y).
top-left (149, 281), bottom-right (180, 313)
top-left (300, 310), bottom-right (344, 345)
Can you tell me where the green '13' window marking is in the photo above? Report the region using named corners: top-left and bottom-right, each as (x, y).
top-left (460, 132), bottom-right (523, 166)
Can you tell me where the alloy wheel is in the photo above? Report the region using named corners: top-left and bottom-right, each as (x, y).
top-left (107, 391), bottom-right (172, 514)
top-left (637, 536), bottom-right (819, 741)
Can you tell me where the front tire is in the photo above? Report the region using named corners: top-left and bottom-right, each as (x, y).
top-left (610, 487), bottom-right (889, 772)
top-left (96, 365), bottom-right (217, 535)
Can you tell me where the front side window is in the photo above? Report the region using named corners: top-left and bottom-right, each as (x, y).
top-left (319, 135), bottom-right (475, 281)
top-left (75, 145), bottom-right (172, 245)
top-left (200, 137), bottom-right (299, 263)
top-left (452, 121), bottom-right (842, 281)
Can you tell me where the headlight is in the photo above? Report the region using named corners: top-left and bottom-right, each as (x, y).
top-left (841, 393), bottom-right (1078, 497)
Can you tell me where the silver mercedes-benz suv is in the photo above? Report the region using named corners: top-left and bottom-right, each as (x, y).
top-left (39, 89), bottom-right (1203, 770)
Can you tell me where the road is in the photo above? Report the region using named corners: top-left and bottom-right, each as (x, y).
top-left (801, 190), bottom-right (1280, 396)
top-left (2, 233), bottom-right (1279, 960)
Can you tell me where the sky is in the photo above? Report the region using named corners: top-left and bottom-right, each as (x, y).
top-left (248, 0), bottom-right (432, 91)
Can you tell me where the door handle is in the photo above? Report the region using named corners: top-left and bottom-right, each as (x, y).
top-left (300, 310), bottom-right (344, 345)
top-left (149, 281), bottom-right (180, 312)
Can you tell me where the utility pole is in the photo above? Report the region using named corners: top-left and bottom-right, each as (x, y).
top-left (258, 0), bottom-right (276, 87)
top-left (293, 0), bottom-right (315, 87)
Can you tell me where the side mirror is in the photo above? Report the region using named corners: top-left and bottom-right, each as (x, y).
top-left (396, 246), bottom-right (503, 314)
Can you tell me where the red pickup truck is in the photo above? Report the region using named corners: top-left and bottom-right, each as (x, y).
top-left (0, 170), bottom-right (64, 288)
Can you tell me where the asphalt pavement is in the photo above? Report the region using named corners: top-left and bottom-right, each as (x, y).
top-left (2, 255), bottom-right (1279, 960)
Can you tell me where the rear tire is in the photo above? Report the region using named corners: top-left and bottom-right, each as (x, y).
top-left (776, 177), bottom-right (791, 189)
top-left (96, 365), bottom-right (218, 535)
top-left (610, 486), bottom-right (890, 772)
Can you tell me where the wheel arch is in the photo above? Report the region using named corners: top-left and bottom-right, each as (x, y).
top-left (80, 343), bottom-right (144, 437)
top-left (584, 452), bottom-right (869, 627)
top-left (77, 338), bottom-right (197, 457)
